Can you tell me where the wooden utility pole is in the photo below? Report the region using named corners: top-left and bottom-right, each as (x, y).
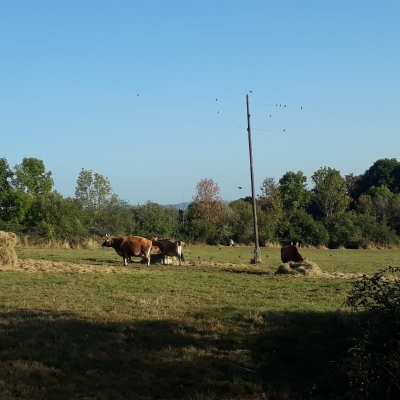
top-left (246, 94), bottom-right (261, 263)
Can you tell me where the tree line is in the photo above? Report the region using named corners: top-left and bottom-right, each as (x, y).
top-left (1, 156), bottom-right (400, 248)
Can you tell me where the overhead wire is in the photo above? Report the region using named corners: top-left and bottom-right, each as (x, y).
top-left (248, 101), bottom-right (368, 117)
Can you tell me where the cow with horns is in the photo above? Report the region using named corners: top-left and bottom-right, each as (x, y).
top-left (101, 234), bottom-right (152, 266)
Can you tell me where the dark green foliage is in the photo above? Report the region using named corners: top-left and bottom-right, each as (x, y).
top-left (277, 209), bottom-right (329, 246)
top-left (0, 189), bottom-right (33, 224)
top-left (226, 199), bottom-right (254, 244)
top-left (133, 201), bottom-right (180, 239)
top-left (3, 156), bottom-right (400, 247)
top-left (190, 219), bottom-right (220, 244)
top-left (354, 158), bottom-right (400, 198)
top-left (341, 267), bottom-right (400, 399)
top-left (324, 213), bottom-right (362, 249)
top-left (311, 167), bottom-right (350, 217)
top-left (0, 157), bottom-right (14, 192)
top-left (279, 170), bottom-right (311, 210)
top-left (350, 212), bottom-right (399, 247)
top-left (14, 157), bottom-right (53, 194)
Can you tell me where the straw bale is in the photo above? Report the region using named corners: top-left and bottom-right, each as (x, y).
top-left (0, 231), bottom-right (18, 266)
top-left (276, 260), bottom-right (322, 277)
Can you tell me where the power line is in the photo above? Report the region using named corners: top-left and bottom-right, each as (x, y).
top-left (223, 125), bottom-right (399, 144)
top-left (250, 127), bottom-right (400, 144)
top-left (240, 100), bottom-right (371, 118)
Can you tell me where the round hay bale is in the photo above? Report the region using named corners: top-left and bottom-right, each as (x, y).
top-left (275, 260), bottom-right (322, 277)
top-left (0, 231), bottom-right (18, 267)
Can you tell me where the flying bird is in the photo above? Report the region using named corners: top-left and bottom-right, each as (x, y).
top-left (283, 129), bottom-right (286, 131)
top-left (238, 187), bottom-right (242, 189)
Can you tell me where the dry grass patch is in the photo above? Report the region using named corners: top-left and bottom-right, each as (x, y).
top-left (0, 259), bottom-right (119, 274)
top-left (276, 260), bottom-right (323, 277)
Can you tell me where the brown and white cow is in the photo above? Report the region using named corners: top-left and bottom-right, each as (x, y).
top-left (102, 234), bottom-right (152, 266)
top-left (152, 238), bottom-right (185, 266)
top-left (280, 244), bottom-right (305, 263)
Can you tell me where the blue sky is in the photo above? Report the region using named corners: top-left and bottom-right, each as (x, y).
top-left (1, 1), bottom-right (399, 205)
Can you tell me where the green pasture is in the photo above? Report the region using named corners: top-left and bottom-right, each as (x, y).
top-left (17, 244), bottom-right (400, 275)
top-left (0, 246), bottom-right (398, 399)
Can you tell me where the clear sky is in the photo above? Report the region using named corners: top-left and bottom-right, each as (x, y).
top-left (2, 1), bottom-right (399, 205)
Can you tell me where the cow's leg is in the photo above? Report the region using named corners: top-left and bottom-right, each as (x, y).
top-left (147, 250), bottom-right (151, 266)
top-left (144, 246), bottom-right (151, 266)
top-left (123, 254), bottom-right (128, 266)
top-left (177, 244), bottom-right (183, 266)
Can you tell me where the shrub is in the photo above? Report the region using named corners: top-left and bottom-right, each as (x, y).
top-left (324, 213), bottom-right (362, 248)
top-left (340, 267), bottom-right (400, 399)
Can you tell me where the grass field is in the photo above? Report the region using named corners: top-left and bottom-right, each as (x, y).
top-left (0, 245), bottom-right (398, 399)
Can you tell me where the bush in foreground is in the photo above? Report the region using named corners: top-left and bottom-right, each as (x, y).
top-left (341, 267), bottom-right (400, 399)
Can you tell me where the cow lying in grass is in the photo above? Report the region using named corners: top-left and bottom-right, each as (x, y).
top-left (102, 234), bottom-right (152, 266)
top-left (152, 238), bottom-right (185, 266)
top-left (280, 244), bottom-right (305, 263)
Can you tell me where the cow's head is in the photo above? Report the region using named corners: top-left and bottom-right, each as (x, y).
top-left (101, 233), bottom-right (113, 247)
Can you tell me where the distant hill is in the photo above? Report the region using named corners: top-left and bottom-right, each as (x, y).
top-left (163, 201), bottom-right (191, 210)
top-left (163, 200), bottom-right (232, 209)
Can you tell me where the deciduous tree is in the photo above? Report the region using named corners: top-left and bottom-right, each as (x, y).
top-left (191, 178), bottom-right (223, 224)
top-left (14, 157), bottom-right (53, 194)
top-left (0, 158), bottom-right (14, 192)
top-left (278, 171), bottom-right (310, 210)
top-left (356, 158), bottom-right (400, 197)
top-left (75, 169), bottom-right (113, 211)
top-left (311, 167), bottom-right (350, 217)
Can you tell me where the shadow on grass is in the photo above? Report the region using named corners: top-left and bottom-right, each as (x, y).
top-left (220, 267), bottom-right (272, 276)
top-left (0, 307), bottom-right (357, 400)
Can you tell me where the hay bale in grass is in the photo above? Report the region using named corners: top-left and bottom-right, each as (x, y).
top-left (0, 231), bottom-right (18, 266)
top-left (276, 260), bottom-right (322, 276)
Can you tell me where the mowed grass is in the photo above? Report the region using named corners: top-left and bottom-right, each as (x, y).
top-left (0, 246), bottom-right (398, 399)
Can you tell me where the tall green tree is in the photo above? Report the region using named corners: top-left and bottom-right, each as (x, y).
top-left (279, 171), bottom-right (310, 210)
top-left (355, 158), bottom-right (400, 197)
top-left (75, 169), bottom-right (113, 211)
top-left (227, 199), bottom-right (254, 244)
top-left (75, 169), bottom-right (122, 234)
top-left (0, 189), bottom-right (32, 224)
top-left (259, 177), bottom-right (283, 217)
top-left (357, 185), bottom-right (393, 225)
top-left (0, 158), bottom-right (14, 192)
top-left (311, 167), bottom-right (350, 217)
top-left (14, 157), bottom-right (53, 194)
top-left (258, 177), bottom-right (284, 243)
